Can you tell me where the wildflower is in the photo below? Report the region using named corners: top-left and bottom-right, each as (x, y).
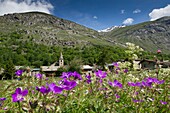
top-left (72, 71), bottom-right (82, 80)
top-left (39, 86), bottom-right (50, 95)
top-left (35, 86), bottom-right (40, 91)
top-left (128, 82), bottom-right (135, 86)
top-left (108, 80), bottom-right (122, 88)
top-left (0, 98), bottom-right (6, 101)
top-left (95, 70), bottom-right (107, 79)
top-left (156, 80), bottom-right (164, 84)
top-left (115, 94), bottom-right (120, 98)
top-left (35, 73), bottom-right (43, 79)
top-left (86, 75), bottom-right (91, 79)
top-left (3, 106), bottom-right (8, 110)
top-left (85, 75), bottom-right (91, 84)
top-left (141, 81), bottom-right (152, 88)
top-left (160, 100), bottom-right (167, 105)
top-left (12, 88), bottom-right (28, 102)
top-left (15, 70), bottom-right (23, 76)
top-left (60, 72), bottom-right (82, 80)
top-left (124, 69), bottom-right (128, 73)
top-left (113, 62), bottom-right (119, 67)
top-left (133, 99), bottom-right (143, 103)
top-left (147, 98), bottom-right (154, 102)
top-left (60, 79), bottom-right (77, 90)
top-left (157, 49), bottom-right (161, 54)
top-left (48, 83), bottom-right (63, 94)
top-left (144, 77), bottom-right (164, 87)
top-left (86, 79), bottom-right (92, 84)
top-left (60, 72), bottom-right (71, 79)
top-left (0, 97), bottom-right (6, 107)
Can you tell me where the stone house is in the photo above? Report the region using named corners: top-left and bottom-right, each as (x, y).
top-left (139, 60), bottom-right (157, 70)
top-left (81, 65), bottom-right (94, 75)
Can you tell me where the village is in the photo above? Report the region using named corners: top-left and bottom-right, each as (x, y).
top-left (1, 52), bottom-right (169, 78)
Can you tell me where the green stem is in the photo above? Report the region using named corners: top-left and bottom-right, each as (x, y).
top-left (18, 101), bottom-right (22, 113)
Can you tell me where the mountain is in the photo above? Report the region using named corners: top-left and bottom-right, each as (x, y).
top-left (98, 25), bottom-right (126, 32)
top-left (1, 12), bottom-right (170, 54)
top-left (0, 12), bottom-right (113, 47)
top-left (103, 16), bottom-right (170, 53)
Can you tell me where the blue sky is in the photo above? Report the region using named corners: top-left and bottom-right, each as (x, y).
top-left (0, 0), bottom-right (170, 30)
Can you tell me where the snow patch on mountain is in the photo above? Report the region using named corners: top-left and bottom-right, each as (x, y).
top-left (98, 25), bottom-right (126, 32)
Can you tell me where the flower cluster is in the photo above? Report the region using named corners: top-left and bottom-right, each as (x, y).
top-left (60, 71), bottom-right (82, 80)
top-left (128, 77), bottom-right (164, 88)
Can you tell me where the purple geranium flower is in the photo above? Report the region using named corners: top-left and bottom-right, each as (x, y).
top-left (0, 97), bottom-right (6, 101)
top-left (35, 73), bottom-right (43, 79)
top-left (39, 86), bottom-right (50, 95)
top-left (60, 79), bottom-right (77, 90)
top-left (60, 72), bottom-right (71, 79)
top-left (115, 94), bottom-right (120, 98)
top-left (128, 82), bottom-right (135, 86)
top-left (15, 70), bottom-right (23, 76)
top-left (60, 72), bottom-right (82, 80)
top-left (133, 99), bottom-right (143, 103)
top-left (48, 83), bottom-right (63, 94)
top-left (141, 80), bottom-right (152, 88)
top-left (72, 71), bottom-right (82, 80)
top-left (108, 80), bottom-right (122, 88)
top-left (142, 77), bottom-right (164, 87)
top-left (157, 80), bottom-right (164, 84)
top-left (128, 82), bottom-right (141, 87)
top-left (160, 100), bottom-right (167, 105)
top-left (124, 69), bottom-right (128, 73)
top-left (113, 62), bottom-right (119, 67)
top-left (95, 70), bottom-right (107, 79)
top-left (0, 97), bottom-right (6, 107)
top-left (86, 79), bottom-right (92, 84)
top-left (12, 88), bottom-right (28, 102)
top-left (85, 75), bottom-right (91, 84)
top-left (86, 75), bottom-right (91, 79)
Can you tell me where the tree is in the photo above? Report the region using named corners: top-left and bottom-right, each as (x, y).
top-left (2, 60), bottom-right (15, 79)
top-left (67, 58), bottom-right (83, 74)
top-left (56, 67), bottom-right (68, 77)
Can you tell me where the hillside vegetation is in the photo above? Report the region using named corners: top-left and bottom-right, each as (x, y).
top-left (104, 16), bottom-right (170, 53)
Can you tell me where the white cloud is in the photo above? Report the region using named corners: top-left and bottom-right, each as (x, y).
top-left (133, 9), bottom-right (141, 14)
top-left (122, 18), bottom-right (134, 25)
top-left (93, 16), bottom-right (98, 19)
top-left (121, 10), bottom-right (125, 14)
top-left (149, 4), bottom-right (170, 21)
top-left (0, 0), bottom-right (54, 16)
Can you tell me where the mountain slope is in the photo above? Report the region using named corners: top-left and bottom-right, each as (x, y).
top-left (1, 12), bottom-right (170, 54)
top-left (0, 12), bottom-right (113, 47)
top-left (104, 16), bottom-right (170, 53)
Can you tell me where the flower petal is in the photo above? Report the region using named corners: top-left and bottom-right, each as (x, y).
top-left (15, 88), bottom-right (22, 94)
top-left (22, 89), bottom-right (28, 96)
